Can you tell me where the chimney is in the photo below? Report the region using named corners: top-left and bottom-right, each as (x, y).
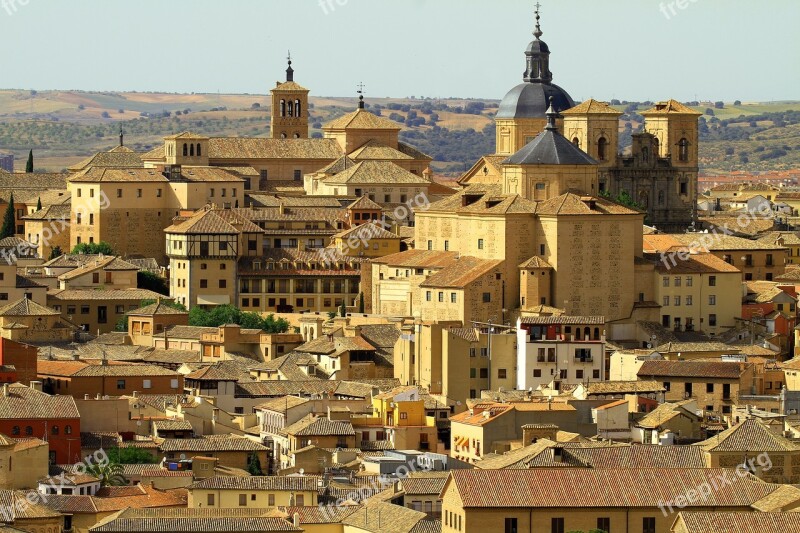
top-left (29, 381), bottom-right (42, 392)
top-left (327, 406), bottom-right (331, 421)
top-left (293, 513), bottom-right (300, 528)
top-left (2, 384), bottom-right (8, 397)
top-left (84, 394), bottom-right (90, 400)
top-left (132, 391), bottom-right (138, 398)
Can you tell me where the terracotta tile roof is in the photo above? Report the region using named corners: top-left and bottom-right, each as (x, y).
top-left (254, 395), bottom-right (310, 413)
top-left (347, 195), bottom-right (384, 211)
top-left (152, 420), bottom-right (193, 432)
top-left (562, 99), bottom-right (623, 115)
top-left (372, 249), bottom-right (458, 268)
top-left (447, 468), bottom-right (783, 508)
top-left (536, 193), bottom-right (643, 216)
top-left (696, 418), bottom-right (800, 452)
top-left (447, 328), bottom-right (479, 342)
top-left (248, 194), bottom-right (343, 208)
top-left (419, 256), bottom-right (503, 289)
top-left (349, 139), bottom-right (414, 161)
top-left (89, 508), bottom-right (301, 532)
top-left (646, 251), bottom-right (741, 274)
top-left (675, 511), bottom-right (800, 533)
top-left (165, 210), bottom-right (239, 235)
top-left (128, 301), bottom-right (188, 317)
top-left (282, 414), bottom-right (355, 437)
top-left (568, 445), bottom-right (706, 469)
top-left (518, 256), bottom-right (552, 269)
top-left (59, 255), bottom-right (140, 281)
top-left (0, 384), bottom-right (79, 419)
top-left (188, 475), bottom-right (319, 492)
top-left (655, 341), bottom-right (737, 353)
top-left (272, 80), bottom-right (309, 92)
top-left (0, 297), bottom-right (59, 316)
top-left (322, 160), bottom-right (431, 185)
top-left (581, 380), bottom-right (665, 395)
top-left (22, 202), bottom-right (71, 221)
top-left (638, 360), bottom-right (747, 379)
top-left (340, 500), bottom-right (429, 533)
top-left (333, 221), bottom-right (399, 241)
top-left (324, 109), bottom-right (401, 130)
top-left (640, 99), bottom-right (703, 116)
top-left (49, 288), bottom-right (167, 301)
top-left (636, 402), bottom-right (700, 429)
top-left (208, 137), bottom-right (342, 160)
top-left (0, 172), bottom-right (69, 190)
top-left (669, 233), bottom-right (787, 251)
top-left (38, 360), bottom-right (179, 378)
top-left (159, 435), bottom-right (267, 453)
top-left (68, 148), bottom-right (145, 172)
top-left (186, 363), bottom-right (246, 382)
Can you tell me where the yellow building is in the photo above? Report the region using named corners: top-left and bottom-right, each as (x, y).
top-left (188, 475), bottom-right (319, 508)
top-left (758, 231), bottom-right (800, 265)
top-left (22, 202), bottom-right (71, 260)
top-left (650, 249), bottom-right (742, 335)
top-left (352, 386), bottom-right (438, 451)
top-left (638, 359), bottom-right (754, 417)
top-left (669, 233), bottom-right (788, 282)
top-left (56, 255), bottom-right (139, 290)
top-left (0, 434), bottom-right (49, 490)
top-left (68, 166), bottom-right (245, 262)
top-left (332, 221), bottom-right (402, 258)
top-left (0, 297), bottom-right (74, 343)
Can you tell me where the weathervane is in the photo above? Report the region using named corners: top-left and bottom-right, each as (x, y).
top-left (534, 2), bottom-right (543, 39)
top-left (357, 82), bottom-right (365, 109)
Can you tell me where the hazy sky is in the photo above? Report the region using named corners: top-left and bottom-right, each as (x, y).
top-left (2, 0), bottom-right (798, 102)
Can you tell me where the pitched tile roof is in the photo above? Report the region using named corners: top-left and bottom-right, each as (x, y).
top-left (159, 435), bottom-right (267, 453)
top-left (696, 419), bottom-right (800, 452)
top-left (128, 301), bottom-right (188, 317)
top-left (322, 160), bottom-right (431, 185)
top-left (674, 511), bottom-right (800, 533)
top-left (562, 99), bottom-right (623, 115)
top-left (536, 193), bottom-right (642, 216)
top-left (165, 210), bottom-right (239, 235)
top-left (0, 297), bottom-right (59, 317)
top-left (188, 475), bottom-right (319, 492)
top-left (68, 149), bottom-right (145, 172)
top-left (446, 468), bottom-right (784, 508)
top-left (638, 360), bottom-right (747, 379)
top-left (520, 315), bottom-right (604, 325)
top-left (59, 256), bottom-right (140, 281)
top-left (324, 109), bottom-right (402, 130)
top-left (282, 414), bottom-right (356, 437)
top-left (640, 99), bottom-right (703, 116)
top-left (0, 384), bottom-right (79, 419)
top-left (669, 233), bottom-right (787, 251)
top-left (419, 256), bottom-right (503, 289)
top-left (89, 508), bottom-right (301, 532)
top-left (347, 195), bottom-right (384, 211)
top-left (49, 288), bottom-right (167, 301)
top-left (207, 137), bottom-right (343, 160)
top-left (636, 402), bottom-right (700, 429)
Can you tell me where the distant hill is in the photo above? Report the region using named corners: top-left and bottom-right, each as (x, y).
top-left (0, 90), bottom-right (797, 176)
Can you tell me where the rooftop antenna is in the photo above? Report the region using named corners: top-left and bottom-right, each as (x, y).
top-left (533, 2), bottom-right (543, 40)
top-left (357, 82), bottom-right (365, 109)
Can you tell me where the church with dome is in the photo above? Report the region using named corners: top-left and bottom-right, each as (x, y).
top-left (460, 7), bottom-right (700, 233)
top-left (369, 6), bottom-right (701, 347)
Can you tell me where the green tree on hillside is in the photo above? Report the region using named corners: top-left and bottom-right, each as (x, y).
top-left (48, 246), bottom-right (62, 260)
top-left (36, 197), bottom-right (42, 211)
top-left (25, 150), bottom-right (33, 173)
top-left (247, 453), bottom-right (263, 475)
top-left (0, 194), bottom-right (15, 239)
top-left (107, 446), bottom-right (159, 464)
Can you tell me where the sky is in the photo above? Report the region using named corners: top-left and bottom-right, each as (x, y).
top-left (1, 0), bottom-right (798, 102)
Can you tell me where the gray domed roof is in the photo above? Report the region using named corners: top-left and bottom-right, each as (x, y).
top-left (496, 82), bottom-right (575, 120)
top-left (503, 103), bottom-right (596, 166)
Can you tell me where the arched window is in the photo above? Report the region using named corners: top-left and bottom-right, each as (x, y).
top-left (52, 425), bottom-right (59, 435)
top-left (280, 133), bottom-right (287, 139)
top-left (189, 144), bottom-right (195, 157)
top-left (196, 144), bottom-right (202, 156)
top-left (65, 425), bottom-right (72, 435)
top-left (642, 146), bottom-right (649, 162)
top-left (594, 327), bottom-right (600, 340)
top-left (287, 101), bottom-right (294, 117)
top-left (658, 190), bottom-right (665, 205)
top-left (182, 143), bottom-right (188, 156)
top-left (280, 100), bottom-right (286, 117)
top-left (597, 137), bottom-right (607, 161)
top-left (293, 133), bottom-right (300, 139)
top-left (572, 137), bottom-right (580, 148)
top-left (25, 426), bottom-right (32, 436)
top-left (653, 137), bottom-right (660, 156)
top-left (583, 327), bottom-right (591, 340)
top-left (11, 426), bottom-right (19, 435)
top-left (678, 138), bottom-right (689, 162)
top-left (295, 100), bottom-right (301, 116)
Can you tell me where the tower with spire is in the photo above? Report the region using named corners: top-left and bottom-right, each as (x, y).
top-left (270, 52), bottom-right (310, 139)
top-left (494, 3), bottom-right (575, 156)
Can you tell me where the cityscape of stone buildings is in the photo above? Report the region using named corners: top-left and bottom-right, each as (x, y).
top-left (0, 4), bottom-right (797, 533)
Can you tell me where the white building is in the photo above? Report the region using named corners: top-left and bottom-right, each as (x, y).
top-left (516, 316), bottom-right (606, 391)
